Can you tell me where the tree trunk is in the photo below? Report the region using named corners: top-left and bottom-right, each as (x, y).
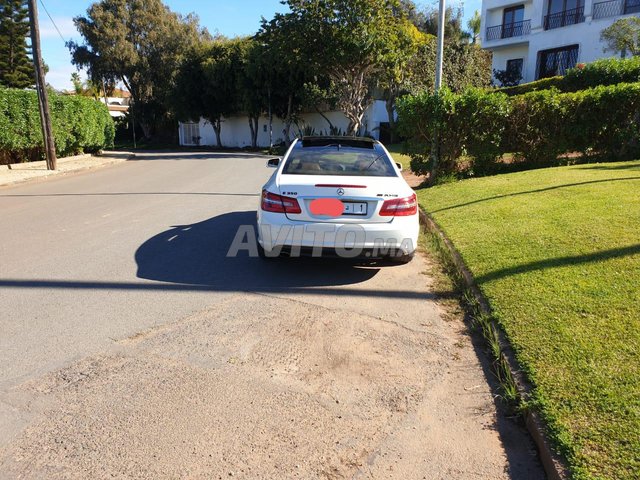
top-left (140, 123), bottom-right (152, 140)
top-left (212, 117), bottom-right (222, 148)
top-left (248, 115), bottom-right (259, 149)
top-left (385, 96), bottom-right (397, 144)
top-left (283, 94), bottom-right (294, 147)
top-left (345, 101), bottom-right (368, 136)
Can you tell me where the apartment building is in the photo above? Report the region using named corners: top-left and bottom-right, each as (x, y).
top-left (481, 0), bottom-right (639, 83)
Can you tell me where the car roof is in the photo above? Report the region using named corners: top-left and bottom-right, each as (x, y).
top-left (300, 136), bottom-right (377, 149)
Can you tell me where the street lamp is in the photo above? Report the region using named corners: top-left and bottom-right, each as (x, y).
top-left (435, 0), bottom-right (446, 92)
top-left (430, 0), bottom-right (446, 185)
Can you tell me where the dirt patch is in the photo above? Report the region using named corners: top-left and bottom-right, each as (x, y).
top-left (0, 291), bottom-right (542, 479)
top-left (402, 169), bottom-right (426, 188)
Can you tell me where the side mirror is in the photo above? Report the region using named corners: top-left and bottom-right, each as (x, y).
top-left (395, 162), bottom-right (403, 171)
top-left (266, 158), bottom-right (280, 168)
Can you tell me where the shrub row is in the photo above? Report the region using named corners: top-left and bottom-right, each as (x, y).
top-left (497, 56), bottom-right (640, 96)
top-left (0, 87), bottom-right (115, 164)
top-left (397, 82), bottom-right (640, 176)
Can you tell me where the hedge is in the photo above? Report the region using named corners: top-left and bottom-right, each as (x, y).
top-left (496, 57), bottom-right (640, 96)
top-left (498, 76), bottom-right (564, 96)
top-left (397, 82), bottom-right (640, 176)
top-left (0, 87), bottom-right (115, 164)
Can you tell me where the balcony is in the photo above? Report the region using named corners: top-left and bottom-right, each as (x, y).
top-left (593, 0), bottom-right (640, 19)
top-left (544, 7), bottom-right (585, 29)
top-left (486, 19), bottom-right (532, 41)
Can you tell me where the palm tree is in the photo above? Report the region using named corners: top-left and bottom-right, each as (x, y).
top-left (468, 10), bottom-right (481, 45)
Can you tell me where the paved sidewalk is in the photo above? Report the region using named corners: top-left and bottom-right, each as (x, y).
top-left (0, 151), bottom-right (134, 187)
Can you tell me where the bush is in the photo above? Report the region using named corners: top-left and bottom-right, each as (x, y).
top-left (456, 89), bottom-right (511, 174)
top-left (496, 57), bottom-right (640, 96)
top-left (497, 76), bottom-right (564, 96)
top-left (564, 56), bottom-right (640, 91)
top-left (398, 81), bottom-right (640, 179)
top-left (396, 89), bottom-right (448, 175)
top-left (565, 83), bottom-right (640, 159)
top-left (398, 88), bottom-right (512, 177)
top-left (493, 66), bottom-right (523, 88)
top-left (0, 87), bottom-right (114, 164)
top-left (505, 88), bottom-right (570, 164)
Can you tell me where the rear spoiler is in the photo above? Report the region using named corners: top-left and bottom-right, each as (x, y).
top-left (301, 136), bottom-right (375, 149)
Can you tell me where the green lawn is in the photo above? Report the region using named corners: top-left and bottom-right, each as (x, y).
top-left (385, 143), bottom-right (412, 171)
top-left (417, 161), bottom-right (640, 480)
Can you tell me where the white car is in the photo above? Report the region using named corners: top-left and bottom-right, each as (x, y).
top-left (257, 136), bottom-right (419, 263)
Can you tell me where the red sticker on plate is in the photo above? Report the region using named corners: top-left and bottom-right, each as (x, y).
top-left (309, 198), bottom-right (344, 217)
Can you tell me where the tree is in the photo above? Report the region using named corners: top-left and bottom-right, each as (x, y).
top-left (0, 0), bottom-right (34, 89)
top-left (261, 0), bottom-right (408, 137)
top-left (71, 72), bottom-right (83, 95)
top-left (378, 28), bottom-right (491, 143)
top-left (70, 71), bottom-right (111, 99)
top-left (256, 8), bottom-right (317, 145)
top-left (378, 22), bottom-right (433, 143)
top-left (443, 43), bottom-right (492, 92)
top-left (468, 10), bottom-right (481, 45)
top-left (418, 5), bottom-right (470, 44)
top-left (173, 38), bottom-right (242, 148)
top-left (68, 0), bottom-right (208, 139)
top-left (234, 38), bottom-right (268, 148)
top-left (493, 65), bottom-right (522, 87)
top-left (601, 17), bottom-right (640, 58)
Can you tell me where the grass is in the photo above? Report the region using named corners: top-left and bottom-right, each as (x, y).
top-left (416, 161), bottom-right (640, 480)
top-left (385, 143), bottom-right (412, 171)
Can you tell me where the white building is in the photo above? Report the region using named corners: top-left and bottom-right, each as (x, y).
top-left (100, 96), bottom-right (131, 119)
top-left (178, 100), bottom-right (390, 148)
top-left (481, 0), bottom-right (639, 83)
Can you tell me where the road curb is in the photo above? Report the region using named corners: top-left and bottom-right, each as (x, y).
top-left (0, 152), bottom-right (135, 189)
top-left (418, 208), bottom-right (569, 480)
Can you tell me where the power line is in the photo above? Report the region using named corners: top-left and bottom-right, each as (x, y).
top-left (38, 0), bottom-right (67, 44)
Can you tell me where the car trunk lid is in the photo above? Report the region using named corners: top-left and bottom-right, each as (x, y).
top-left (277, 175), bottom-right (403, 223)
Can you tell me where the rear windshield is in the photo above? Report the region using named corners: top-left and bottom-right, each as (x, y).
top-left (282, 143), bottom-right (397, 177)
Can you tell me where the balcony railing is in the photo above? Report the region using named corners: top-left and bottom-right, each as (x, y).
top-left (486, 19), bottom-right (531, 41)
top-left (593, 0), bottom-right (640, 18)
top-left (544, 6), bottom-right (585, 29)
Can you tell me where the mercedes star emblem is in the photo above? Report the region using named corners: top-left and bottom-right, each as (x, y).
top-left (337, 188), bottom-right (345, 196)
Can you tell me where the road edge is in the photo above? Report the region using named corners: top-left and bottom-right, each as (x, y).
top-left (0, 152), bottom-right (136, 189)
top-left (418, 208), bottom-right (569, 480)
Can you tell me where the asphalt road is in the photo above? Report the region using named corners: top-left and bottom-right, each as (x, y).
top-left (0, 152), bottom-right (544, 479)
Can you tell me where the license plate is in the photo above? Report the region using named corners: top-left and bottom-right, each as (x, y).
top-left (342, 202), bottom-right (368, 215)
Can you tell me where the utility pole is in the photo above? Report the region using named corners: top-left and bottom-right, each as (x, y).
top-left (28, 0), bottom-right (57, 170)
top-left (430, 0), bottom-right (446, 185)
top-left (268, 87), bottom-right (273, 150)
top-left (434, 0), bottom-right (446, 92)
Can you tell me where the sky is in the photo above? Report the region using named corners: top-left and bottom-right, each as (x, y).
top-left (38, 0), bottom-right (481, 91)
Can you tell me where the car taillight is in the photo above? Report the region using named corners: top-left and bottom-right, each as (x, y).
top-left (261, 190), bottom-right (302, 214)
top-left (379, 193), bottom-right (417, 217)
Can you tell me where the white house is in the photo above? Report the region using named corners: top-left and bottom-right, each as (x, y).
top-left (178, 100), bottom-right (391, 148)
top-left (481, 0), bottom-right (639, 83)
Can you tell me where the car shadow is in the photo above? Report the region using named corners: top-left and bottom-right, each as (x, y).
top-left (134, 210), bottom-right (381, 292)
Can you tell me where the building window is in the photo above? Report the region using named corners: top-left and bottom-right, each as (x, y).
top-left (181, 122), bottom-right (201, 146)
top-left (506, 59), bottom-right (524, 80)
top-left (594, 0), bottom-right (640, 18)
top-left (625, 0), bottom-right (640, 14)
top-left (544, 0), bottom-right (585, 29)
top-left (537, 45), bottom-right (579, 79)
top-left (502, 5), bottom-right (525, 38)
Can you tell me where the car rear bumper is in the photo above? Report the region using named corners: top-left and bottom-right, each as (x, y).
top-left (257, 211), bottom-right (419, 257)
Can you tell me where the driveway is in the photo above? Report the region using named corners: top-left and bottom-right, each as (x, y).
top-left (0, 152), bottom-right (544, 478)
